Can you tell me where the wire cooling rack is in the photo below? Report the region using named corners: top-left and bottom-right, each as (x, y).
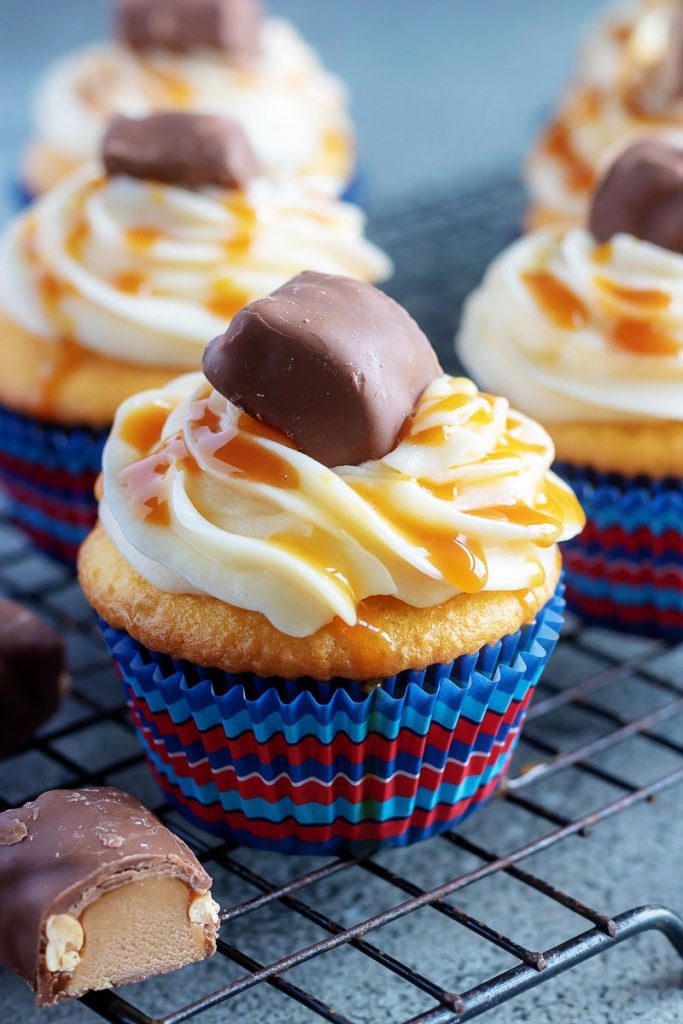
top-left (1, 176), bottom-right (683, 1024)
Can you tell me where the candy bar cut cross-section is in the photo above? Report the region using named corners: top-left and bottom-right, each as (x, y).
top-left (0, 788), bottom-right (219, 1006)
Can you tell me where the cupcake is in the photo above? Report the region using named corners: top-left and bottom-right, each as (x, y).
top-left (526, 0), bottom-right (683, 230)
top-left (21, 0), bottom-right (355, 202)
top-left (459, 138), bottom-right (683, 637)
top-left (578, 0), bottom-right (674, 91)
top-left (78, 272), bottom-right (583, 855)
top-left (0, 113), bottom-right (390, 566)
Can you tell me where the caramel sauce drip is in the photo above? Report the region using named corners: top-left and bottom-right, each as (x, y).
top-left (523, 270), bottom-right (589, 330)
top-left (329, 601), bottom-right (397, 672)
top-left (143, 495), bottom-right (171, 526)
top-left (193, 400), bottom-right (222, 434)
top-left (66, 218), bottom-right (89, 260)
top-left (144, 66), bottom-right (193, 107)
top-left (472, 500), bottom-right (564, 547)
top-left (120, 398), bottom-right (176, 453)
top-left (498, 421), bottom-right (549, 458)
top-left (351, 482), bottom-right (488, 592)
top-left (113, 271), bottom-right (149, 295)
top-left (593, 242), bottom-right (613, 265)
top-left (271, 527), bottom-right (353, 595)
top-left (400, 389), bottom-right (494, 445)
top-left (595, 276), bottom-right (671, 309)
top-left (237, 412), bottom-right (297, 449)
top-left (213, 432), bottom-right (299, 488)
top-left (224, 197), bottom-right (257, 259)
top-left (126, 226), bottom-right (162, 253)
top-left (612, 318), bottom-right (681, 355)
top-left (543, 119), bottom-right (595, 191)
top-left (207, 279), bottom-right (250, 321)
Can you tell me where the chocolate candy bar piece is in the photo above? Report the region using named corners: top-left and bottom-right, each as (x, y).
top-left (103, 112), bottom-right (261, 190)
top-left (0, 597), bottom-right (67, 759)
top-left (118, 0), bottom-right (263, 57)
top-left (589, 138), bottom-right (683, 253)
top-left (0, 788), bottom-right (219, 1005)
top-left (203, 272), bottom-right (441, 467)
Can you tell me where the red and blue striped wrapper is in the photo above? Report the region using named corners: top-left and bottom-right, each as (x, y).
top-left (0, 402), bottom-right (107, 568)
top-left (556, 462), bottom-right (683, 639)
top-left (98, 588), bottom-right (565, 855)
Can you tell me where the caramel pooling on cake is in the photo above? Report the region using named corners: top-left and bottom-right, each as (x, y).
top-left (0, 787), bottom-right (219, 1006)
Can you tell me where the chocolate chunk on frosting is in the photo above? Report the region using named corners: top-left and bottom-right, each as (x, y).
top-left (203, 271), bottom-right (441, 468)
top-left (588, 138), bottom-right (683, 253)
top-left (0, 788), bottom-right (219, 1006)
top-left (102, 112), bottom-right (261, 190)
top-left (0, 597), bottom-right (67, 759)
top-left (117, 0), bottom-right (263, 58)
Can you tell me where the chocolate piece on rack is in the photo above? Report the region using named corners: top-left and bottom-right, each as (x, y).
top-left (0, 597), bottom-right (67, 759)
top-left (117, 0), bottom-right (263, 57)
top-left (203, 271), bottom-right (441, 467)
top-left (103, 112), bottom-right (261, 190)
top-left (588, 139), bottom-right (683, 253)
top-left (0, 788), bottom-right (219, 1006)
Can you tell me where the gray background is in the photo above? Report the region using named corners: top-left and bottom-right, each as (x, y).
top-left (3, 4), bottom-right (683, 1024)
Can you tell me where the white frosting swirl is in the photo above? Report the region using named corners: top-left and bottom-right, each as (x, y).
top-left (527, 2), bottom-right (683, 223)
top-left (579, 1), bottom-right (668, 90)
top-left (30, 19), bottom-right (354, 195)
top-left (457, 228), bottom-right (683, 423)
top-left (100, 373), bottom-right (583, 637)
top-left (0, 164), bottom-right (390, 368)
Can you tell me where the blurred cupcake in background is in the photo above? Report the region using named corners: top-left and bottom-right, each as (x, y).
top-left (458, 138), bottom-right (683, 637)
top-left (579, 0), bottom-right (670, 91)
top-left (20, 0), bottom-right (356, 203)
top-left (0, 112), bottom-right (391, 566)
top-left (526, 0), bottom-right (683, 230)
top-left (79, 272), bottom-right (583, 855)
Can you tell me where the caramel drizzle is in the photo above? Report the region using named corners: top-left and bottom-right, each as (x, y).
top-left (119, 390), bottom-right (579, 598)
top-left (523, 271), bottom-right (589, 330)
top-left (125, 226), bottom-right (163, 253)
top-left (525, 261), bottom-right (681, 357)
top-left (543, 117), bottom-right (595, 192)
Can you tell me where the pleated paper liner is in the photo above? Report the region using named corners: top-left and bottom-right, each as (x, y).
top-left (0, 403), bottom-right (107, 567)
top-left (99, 588), bottom-right (565, 855)
top-left (556, 462), bottom-right (683, 639)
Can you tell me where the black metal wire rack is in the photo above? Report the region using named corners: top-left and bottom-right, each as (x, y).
top-left (1, 177), bottom-right (683, 1024)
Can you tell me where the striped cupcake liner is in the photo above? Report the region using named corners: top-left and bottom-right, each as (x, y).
top-left (98, 587), bottom-right (564, 855)
top-left (556, 462), bottom-right (683, 639)
top-left (0, 403), bottom-right (107, 568)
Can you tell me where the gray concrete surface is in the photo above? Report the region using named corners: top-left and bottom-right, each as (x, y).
top-left (1, 3), bottom-right (682, 1023)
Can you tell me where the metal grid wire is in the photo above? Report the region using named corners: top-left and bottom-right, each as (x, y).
top-left (1, 177), bottom-right (683, 1023)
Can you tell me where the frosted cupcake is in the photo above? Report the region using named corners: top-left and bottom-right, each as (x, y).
top-left (79, 272), bottom-right (583, 854)
top-left (527, 0), bottom-right (683, 230)
top-left (459, 139), bottom-right (683, 637)
top-left (0, 113), bottom-right (390, 565)
top-left (579, 0), bottom-right (671, 91)
top-left (21, 0), bottom-right (355, 202)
